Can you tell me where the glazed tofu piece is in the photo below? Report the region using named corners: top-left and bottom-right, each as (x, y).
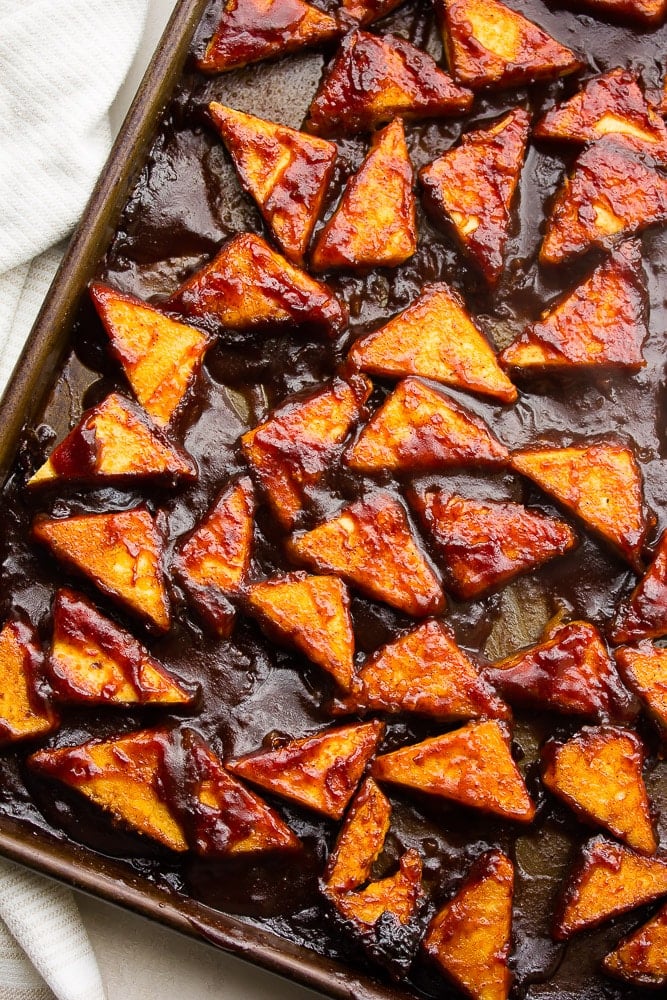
top-left (226, 719), bottom-right (385, 820)
top-left (341, 0), bottom-right (405, 24)
top-left (372, 719), bottom-right (535, 822)
top-left (331, 619), bottom-right (510, 721)
top-left (0, 621), bottom-right (58, 746)
top-left (196, 0), bottom-right (341, 73)
top-left (572, 0), bottom-right (667, 24)
top-left (29, 728), bottom-right (188, 852)
top-left (208, 103), bottom-right (336, 263)
top-left (168, 232), bottom-right (347, 336)
top-left (610, 531), bottom-right (667, 644)
top-left (311, 119), bottom-right (416, 271)
top-left (540, 136), bottom-right (667, 264)
top-left (323, 778), bottom-right (392, 894)
top-left (423, 851), bottom-right (514, 1000)
top-left (542, 726), bottom-right (657, 854)
top-left (435, 0), bottom-right (581, 90)
top-left (89, 284), bottom-right (210, 429)
top-left (534, 69), bottom-right (667, 157)
top-left (33, 507), bottom-right (170, 632)
top-left (485, 620), bottom-right (637, 722)
top-left (408, 487), bottom-right (577, 600)
top-left (420, 108), bottom-right (530, 286)
top-left (305, 30), bottom-right (473, 136)
top-left (501, 241), bottom-right (647, 372)
top-left (615, 641), bottom-right (667, 731)
top-left (554, 837), bottom-right (667, 939)
top-left (348, 283), bottom-right (517, 403)
top-left (288, 493), bottom-right (445, 617)
top-left (173, 477), bottom-right (254, 636)
top-left (241, 375), bottom-right (371, 530)
top-left (28, 393), bottom-right (197, 488)
top-left (345, 379), bottom-right (509, 474)
top-left (47, 589), bottom-right (192, 706)
top-left (510, 442), bottom-right (647, 567)
top-left (247, 573), bottom-right (355, 691)
top-left (603, 902), bottom-right (667, 987)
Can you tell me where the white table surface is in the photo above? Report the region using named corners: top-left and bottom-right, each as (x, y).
top-left (81, 4), bottom-right (324, 998)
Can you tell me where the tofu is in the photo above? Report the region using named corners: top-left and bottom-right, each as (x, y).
top-left (554, 837), bottom-right (667, 939)
top-left (423, 850), bottom-right (514, 1000)
top-left (28, 393), bottom-right (197, 487)
top-left (420, 108), bottom-right (530, 285)
top-left (572, 0), bottom-right (667, 24)
top-left (610, 531), bottom-right (667, 644)
top-left (408, 487), bottom-right (577, 599)
top-left (288, 493), bottom-right (445, 617)
top-left (241, 375), bottom-right (371, 530)
top-left (168, 232), bottom-right (347, 336)
top-left (345, 379), bottom-right (509, 474)
top-left (485, 620), bottom-right (637, 722)
top-left (0, 620), bottom-right (58, 746)
top-left (615, 641), bottom-right (667, 732)
top-left (323, 778), bottom-right (391, 894)
top-left (311, 119), bottom-right (417, 271)
top-left (247, 573), bottom-right (355, 691)
top-left (305, 30), bottom-right (473, 136)
top-left (372, 719), bottom-right (535, 822)
top-left (540, 136), bottom-right (667, 265)
top-left (510, 442), bottom-right (647, 567)
top-left (47, 589), bottom-right (192, 706)
top-left (435, 0), bottom-right (581, 90)
top-left (341, 0), bottom-right (404, 24)
top-left (89, 284), bottom-right (210, 428)
top-left (331, 619), bottom-right (510, 721)
top-left (33, 507), bottom-right (170, 632)
top-left (173, 477), bottom-right (254, 636)
top-left (542, 726), bottom-right (657, 854)
top-left (208, 103), bottom-right (336, 263)
top-left (603, 902), bottom-right (667, 988)
top-left (226, 719), bottom-right (385, 820)
top-left (196, 0), bottom-right (341, 73)
top-left (29, 728), bottom-right (188, 852)
top-left (348, 283), bottom-right (517, 403)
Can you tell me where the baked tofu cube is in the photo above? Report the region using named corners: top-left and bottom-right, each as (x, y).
top-left (248, 573), bottom-right (355, 691)
top-left (501, 240), bottom-right (647, 372)
top-left (47, 589), bottom-right (192, 706)
top-left (90, 284), bottom-right (210, 429)
top-left (540, 136), bottom-right (667, 264)
top-left (226, 719), bottom-right (385, 820)
top-left (196, 0), bottom-right (341, 73)
top-left (331, 619), bottom-right (510, 721)
top-left (510, 442), bottom-right (647, 567)
top-left (173, 477), bottom-right (254, 637)
top-left (33, 507), bottom-right (170, 632)
top-left (610, 531), bottom-right (667, 644)
top-left (615, 641), bottom-right (667, 732)
top-left (28, 393), bottom-right (197, 488)
top-left (423, 850), bottom-right (514, 1000)
top-left (305, 30), bottom-right (473, 136)
top-left (535, 69), bottom-right (667, 157)
top-left (435, 0), bottom-right (581, 90)
top-left (323, 778), bottom-right (392, 894)
top-left (372, 719), bottom-right (535, 822)
top-left (168, 232), bottom-right (346, 336)
top-left (311, 119), bottom-right (416, 271)
top-left (208, 103), bottom-right (336, 264)
top-left (288, 493), bottom-right (445, 617)
top-left (241, 375), bottom-right (371, 530)
top-left (542, 726), bottom-right (657, 854)
top-left (29, 728), bottom-right (187, 852)
top-left (485, 620), bottom-right (637, 722)
top-left (0, 621), bottom-right (57, 746)
top-left (554, 837), bottom-right (667, 939)
top-left (603, 902), bottom-right (667, 988)
top-left (341, 0), bottom-right (405, 24)
top-left (345, 379), bottom-right (509, 474)
top-left (420, 108), bottom-right (530, 286)
top-left (408, 487), bottom-right (577, 600)
top-left (573, 0), bottom-right (667, 24)
top-left (348, 283), bottom-right (517, 403)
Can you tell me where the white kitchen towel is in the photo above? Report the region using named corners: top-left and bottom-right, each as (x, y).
top-left (0, 0), bottom-right (150, 997)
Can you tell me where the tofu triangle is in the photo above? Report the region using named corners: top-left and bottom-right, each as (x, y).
top-left (575, 0), bottom-right (667, 26)
top-left (0, 620), bottom-right (57, 746)
top-left (610, 532), bottom-right (667, 644)
top-left (420, 108), bottom-right (530, 285)
top-left (324, 778), bottom-right (392, 894)
top-left (615, 641), bottom-right (667, 731)
top-left (603, 902), bottom-right (667, 987)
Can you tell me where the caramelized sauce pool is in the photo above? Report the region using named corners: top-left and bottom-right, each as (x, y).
top-left (1, 0), bottom-right (667, 996)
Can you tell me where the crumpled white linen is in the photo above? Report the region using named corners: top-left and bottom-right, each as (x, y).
top-left (0, 0), bottom-right (150, 997)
